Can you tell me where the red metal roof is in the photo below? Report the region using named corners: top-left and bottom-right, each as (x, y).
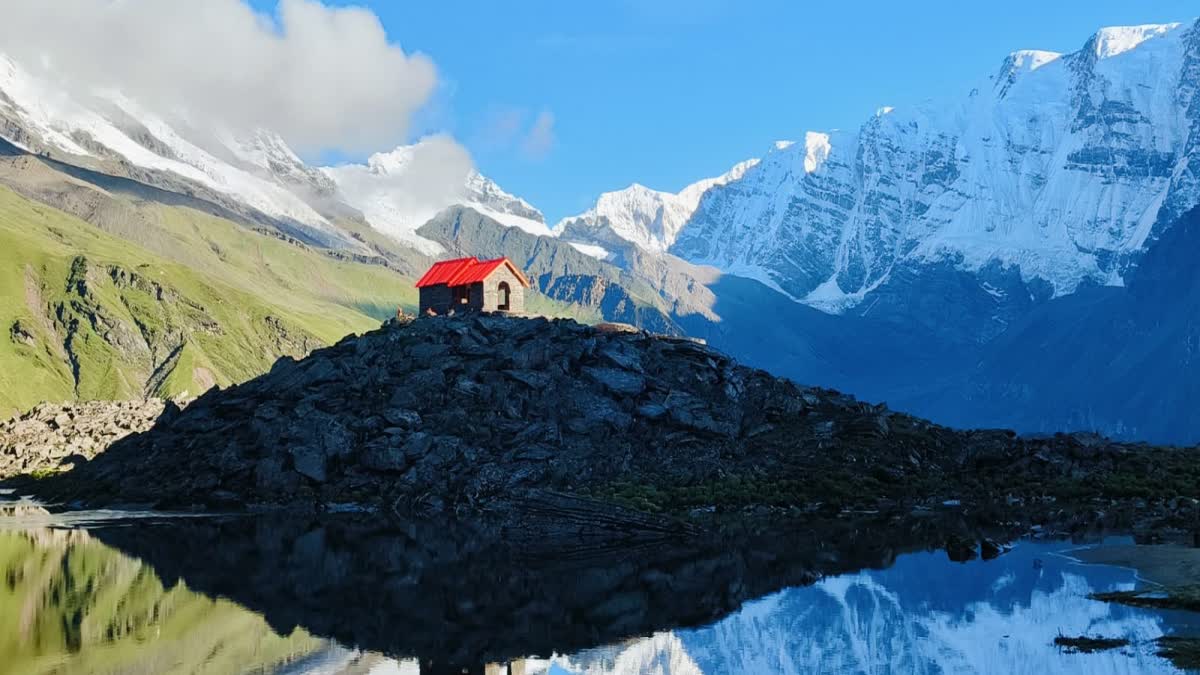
top-left (415, 257), bottom-right (530, 288)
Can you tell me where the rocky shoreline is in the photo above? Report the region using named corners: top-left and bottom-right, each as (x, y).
top-left (4, 315), bottom-right (1200, 538)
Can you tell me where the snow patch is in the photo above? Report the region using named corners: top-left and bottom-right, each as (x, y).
top-left (804, 131), bottom-right (832, 174)
top-left (1092, 23), bottom-right (1182, 59)
top-left (567, 242), bottom-right (611, 260)
top-left (1008, 49), bottom-right (1063, 72)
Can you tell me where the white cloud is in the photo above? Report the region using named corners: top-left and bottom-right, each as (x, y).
top-left (520, 109), bottom-right (556, 160)
top-left (0, 0), bottom-right (438, 156)
top-left (322, 134), bottom-right (473, 250)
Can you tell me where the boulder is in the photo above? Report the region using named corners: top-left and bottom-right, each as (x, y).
top-left (582, 366), bottom-right (645, 397)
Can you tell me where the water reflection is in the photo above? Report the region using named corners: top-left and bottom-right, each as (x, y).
top-left (558, 541), bottom-right (1192, 674)
top-left (0, 527), bottom-right (323, 674)
top-left (0, 509), bottom-right (1194, 674)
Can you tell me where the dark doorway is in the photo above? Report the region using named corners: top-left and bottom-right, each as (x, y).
top-left (497, 282), bottom-right (511, 311)
top-left (453, 285), bottom-right (470, 306)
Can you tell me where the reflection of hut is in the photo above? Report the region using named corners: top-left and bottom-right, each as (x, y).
top-left (484, 661), bottom-right (527, 675)
top-left (416, 257), bottom-right (530, 315)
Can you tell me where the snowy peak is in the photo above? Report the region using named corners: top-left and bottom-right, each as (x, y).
top-left (667, 17), bottom-right (1200, 313)
top-left (803, 132), bottom-right (832, 174)
top-left (1008, 49), bottom-right (1063, 71)
top-left (0, 47), bottom-right (556, 256)
top-left (556, 157), bottom-right (759, 254)
top-left (1090, 23), bottom-right (1183, 59)
top-left (463, 171), bottom-right (547, 226)
top-left (320, 137), bottom-right (554, 254)
top-left (0, 51), bottom-right (361, 247)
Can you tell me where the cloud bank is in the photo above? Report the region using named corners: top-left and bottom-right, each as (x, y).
top-left (0, 0), bottom-right (437, 155)
top-left (322, 134), bottom-right (473, 250)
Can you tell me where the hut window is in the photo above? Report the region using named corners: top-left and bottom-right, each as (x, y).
top-left (453, 286), bottom-right (470, 305)
top-left (497, 282), bottom-right (511, 311)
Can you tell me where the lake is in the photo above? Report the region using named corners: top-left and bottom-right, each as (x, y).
top-left (0, 502), bottom-right (1197, 674)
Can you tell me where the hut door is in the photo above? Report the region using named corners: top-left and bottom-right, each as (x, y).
top-left (453, 285), bottom-right (470, 306)
top-left (497, 282), bottom-right (511, 311)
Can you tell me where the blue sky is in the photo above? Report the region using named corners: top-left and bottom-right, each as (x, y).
top-left (253, 1), bottom-right (1196, 223)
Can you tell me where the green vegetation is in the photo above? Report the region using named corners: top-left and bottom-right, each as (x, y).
top-left (0, 529), bottom-right (323, 674)
top-left (525, 291), bottom-right (604, 324)
top-left (0, 184), bottom-right (591, 418)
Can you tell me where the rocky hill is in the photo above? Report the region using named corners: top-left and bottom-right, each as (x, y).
top-left (20, 315), bottom-right (1200, 533)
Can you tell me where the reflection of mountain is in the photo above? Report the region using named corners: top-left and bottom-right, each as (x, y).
top-left (2, 517), bottom-right (1188, 674)
top-left (85, 512), bottom-right (1026, 672)
top-left (0, 528), bottom-right (325, 675)
top-left (556, 543), bottom-right (1180, 675)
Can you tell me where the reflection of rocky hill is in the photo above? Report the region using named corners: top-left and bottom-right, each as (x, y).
top-left (89, 512), bottom-right (1022, 672)
top-left (0, 528), bottom-right (324, 674)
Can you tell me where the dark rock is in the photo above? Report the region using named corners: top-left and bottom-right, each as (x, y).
top-left (290, 444), bottom-right (327, 483)
top-left (504, 369), bottom-right (551, 389)
top-left (583, 366), bottom-right (646, 397)
top-left (599, 344), bottom-right (644, 372)
top-left (664, 391), bottom-right (733, 437)
top-left (383, 408), bottom-right (422, 427)
top-left (362, 440), bottom-right (409, 472)
top-left (636, 403), bottom-right (668, 420)
top-left (402, 432), bottom-right (435, 463)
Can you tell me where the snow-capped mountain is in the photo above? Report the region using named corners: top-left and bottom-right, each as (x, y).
top-left (662, 20), bottom-right (1200, 311)
top-left (555, 159), bottom-right (758, 255)
top-left (0, 51), bottom-right (551, 257)
top-left (321, 140), bottom-right (553, 254)
top-left (0, 53), bottom-right (352, 244)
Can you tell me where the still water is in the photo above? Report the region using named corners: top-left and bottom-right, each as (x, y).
top-left (0, 505), bottom-right (1196, 675)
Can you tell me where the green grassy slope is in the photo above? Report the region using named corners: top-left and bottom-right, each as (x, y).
top-left (0, 529), bottom-right (324, 674)
top-left (0, 179), bottom-right (595, 417)
top-left (0, 184), bottom-right (418, 416)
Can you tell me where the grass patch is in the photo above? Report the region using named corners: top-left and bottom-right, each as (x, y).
top-left (26, 466), bottom-right (66, 480)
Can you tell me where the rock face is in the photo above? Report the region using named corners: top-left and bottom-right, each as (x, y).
top-left (21, 315), bottom-right (1200, 521)
top-left (0, 399), bottom-right (171, 477)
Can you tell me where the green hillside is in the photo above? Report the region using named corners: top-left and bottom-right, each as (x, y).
top-left (0, 183), bottom-right (418, 416)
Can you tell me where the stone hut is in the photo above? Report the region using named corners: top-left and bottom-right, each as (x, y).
top-left (416, 256), bottom-right (531, 315)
